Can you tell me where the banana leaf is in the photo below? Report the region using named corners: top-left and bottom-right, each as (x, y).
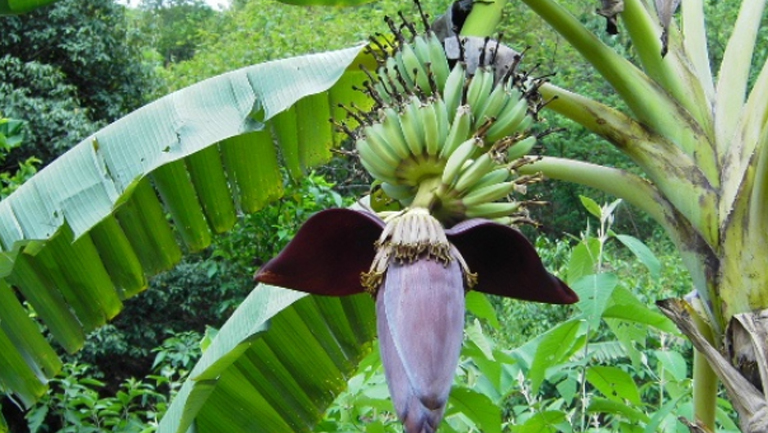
top-left (0, 44), bottom-right (375, 409)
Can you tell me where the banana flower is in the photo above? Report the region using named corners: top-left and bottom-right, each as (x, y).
top-left (255, 208), bottom-right (576, 432)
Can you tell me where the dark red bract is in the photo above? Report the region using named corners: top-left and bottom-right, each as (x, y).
top-left (253, 208), bottom-right (576, 432)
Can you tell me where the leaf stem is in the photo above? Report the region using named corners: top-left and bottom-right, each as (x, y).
top-left (460, 0), bottom-right (509, 38)
top-left (540, 83), bottom-right (719, 247)
top-left (691, 306), bottom-right (717, 430)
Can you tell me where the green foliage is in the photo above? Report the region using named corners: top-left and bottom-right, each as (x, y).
top-left (154, 0), bottom-right (452, 95)
top-left (318, 196), bottom-right (739, 432)
top-left (212, 172), bottom-right (353, 275)
top-left (0, 0), bottom-right (159, 164)
top-left (0, 116), bottom-right (39, 198)
top-left (66, 171), bottom-right (351, 391)
top-left (136, 0), bottom-right (217, 65)
top-left (25, 332), bottom-right (200, 433)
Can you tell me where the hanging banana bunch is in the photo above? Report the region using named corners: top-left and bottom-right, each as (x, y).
top-left (340, 10), bottom-right (546, 227)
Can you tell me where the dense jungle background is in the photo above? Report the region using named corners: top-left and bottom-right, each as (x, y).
top-left (1, 0), bottom-right (764, 431)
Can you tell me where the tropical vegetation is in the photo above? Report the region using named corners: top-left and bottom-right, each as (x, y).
top-left (1, 0), bottom-right (766, 431)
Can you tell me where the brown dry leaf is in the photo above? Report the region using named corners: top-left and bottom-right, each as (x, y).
top-left (657, 298), bottom-right (768, 432)
top-left (656, 0), bottom-right (681, 56)
top-left (596, 0), bottom-right (624, 35)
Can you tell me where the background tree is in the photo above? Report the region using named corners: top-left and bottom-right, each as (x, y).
top-left (0, 0), bottom-right (159, 165)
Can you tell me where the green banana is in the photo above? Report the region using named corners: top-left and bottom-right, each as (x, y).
top-left (461, 181), bottom-right (516, 206)
top-left (381, 182), bottom-right (415, 201)
top-left (466, 67), bottom-right (494, 126)
top-left (454, 152), bottom-right (495, 192)
top-left (471, 167), bottom-right (511, 190)
top-left (427, 32), bottom-right (450, 90)
top-left (399, 42), bottom-right (430, 94)
top-left (465, 201), bottom-right (521, 219)
top-left (357, 138), bottom-right (399, 184)
top-left (421, 101), bottom-right (440, 156)
top-left (442, 62), bottom-right (466, 116)
top-left (399, 96), bottom-right (426, 157)
top-left (380, 107), bottom-right (412, 160)
top-left (440, 105), bottom-right (472, 159)
top-left (475, 83), bottom-right (510, 127)
top-left (484, 97), bottom-right (529, 143)
top-left (506, 136), bottom-right (537, 160)
top-left (363, 123), bottom-right (402, 167)
top-left (434, 96), bottom-right (450, 149)
top-left (441, 137), bottom-right (480, 187)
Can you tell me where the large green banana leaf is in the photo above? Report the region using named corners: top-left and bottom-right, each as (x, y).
top-left (0, 45), bottom-right (377, 410)
top-left (157, 285), bottom-right (376, 433)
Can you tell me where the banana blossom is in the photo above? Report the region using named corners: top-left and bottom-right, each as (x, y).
top-left (255, 208), bottom-right (576, 432)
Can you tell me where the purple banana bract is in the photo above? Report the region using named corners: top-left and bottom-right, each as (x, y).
top-left (254, 208), bottom-right (576, 432)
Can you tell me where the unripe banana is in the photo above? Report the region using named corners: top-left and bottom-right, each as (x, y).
top-left (434, 96), bottom-right (449, 148)
top-left (427, 32), bottom-right (450, 90)
top-left (454, 152), bottom-right (495, 192)
top-left (381, 182), bottom-right (415, 201)
top-left (440, 105), bottom-right (472, 159)
top-left (399, 96), bottom-right (426, 157)
top-left (398, 44), bottom-right (425, 92)
top-left (357, 138), bottom-right (399, 184)
top-left (386, 56), bottom-right (410, 93)
top-left (507, 135), bottom-right (537, 160)
top-left (413, 36), bottom-right (433, 68)
top-left (484, 97), bottom-right (528, 143)
top-left (441, 137), bottom-right (480, 187)
top-left (461, 181), bottom-right (516, 206)
top-left (379, 57), bottom-right (405, 95)
top-left (517, 114), bottom-right (534, 131)
top-left (466, 67), bottom-right (494, 125)
top-left (475, 83), bottom-right (510, 126)
top-left (465, 201), bottom-right (521, 219)
top-left (374, 81), bottom-right (393, 105)
top-left (380, 107), bottom-right (412, 160)
top-left (471, 167), bottom-right (511, 190)
top-left (442, 62), bottom-right (466, 116)
top-left (421, 101), bottom-right (440, 156)
top-left (395, 44), bottom-right (420, 93)
top-left (363, 123), bottom-right (402, 167)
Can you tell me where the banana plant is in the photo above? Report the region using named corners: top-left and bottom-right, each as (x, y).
top-left (455, 0), bottom-right (768, 430)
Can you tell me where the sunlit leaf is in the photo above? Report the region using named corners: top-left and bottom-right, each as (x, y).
top-left (447, 387), bottom-right (501, 433)
top-left (586, 366), bottom-right (642, 405)
top-left (572, 273), bottom-right (618, 327)
top-left (613, 234), bottom-right (661, 277)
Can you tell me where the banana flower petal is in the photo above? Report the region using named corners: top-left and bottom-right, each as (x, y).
top-left (254, 208), bottom-right (576, 432)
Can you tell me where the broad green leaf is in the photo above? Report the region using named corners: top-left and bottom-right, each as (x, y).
top-left (653, 350), bottom-right (687, 381)
top-left (572, 273), bottom-right (618, 327)
top-left (159, 286), bottom-right (376, 433)
top-left (447, 387), bottom-right (501, 433)
top-left (588, 397), bottom-right (650, 423)
top-left (567, 237), bottom-right (601, 284)
top-left (512, 410), bottom-right (568, 433)
top-left (579, 195), bottom-right (602, 219)
top-left (585, 366), bottom-right (642, 405)
top-left (466, 318), bottom-right (495, 361)
top-left (602, 304), bottom-right (677, 334)
top-left (0, 45), bottom-right (368, 407)
top-left (613, 234), bottom-right (661, 277)
top-left (556, 377), bottom-right (578, 405)
top-left (465, 291), bottom-right (500, 329)
top-left (528, 319), bottom-right (585, 393)
top-left (642, 396), bottom-right (683, 433)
